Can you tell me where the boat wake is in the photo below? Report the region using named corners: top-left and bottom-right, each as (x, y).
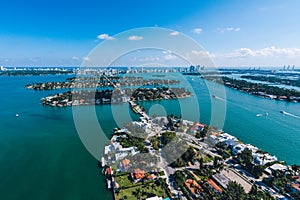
top-left (212, 95), bottom-right (226, 101)
top-left (280, 110), bottom-right (300, 119)
top-left (256, 112), bottom-right (269, 117)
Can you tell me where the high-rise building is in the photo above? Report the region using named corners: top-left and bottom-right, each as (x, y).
top-left (189, 65), bottom-right (195, 72)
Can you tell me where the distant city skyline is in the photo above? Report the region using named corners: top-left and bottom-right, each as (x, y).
top-left (1, 0), bottom-right (300, 67)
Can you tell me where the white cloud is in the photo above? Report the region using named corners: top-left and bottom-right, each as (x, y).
top-left (162, 50), bottom-right (172, 54)
top-left (128, 35), bottom-right (143, 41)
top-left (218, 27), bottom-right (240, 33)
top-left (97, 33), bottom-right (114, 40)
top-left (192, 28), bottom-right (202, 34)
top-left (161, 50), bottom-right (177, 60)
top-left (212, 46), bottom-right (300, 67)
top-left (226, 48), bottom-right (255, 58)
top-left (256, 46), bottom-right (300, 57)
top-left (186, 50), bottom-right (214, 58)
top-left (71, 56), bottom-right (79, 60)
top-left (170, 31), bottom-right (179, 36)
top-left (164, 54), bottom-right (177, 60)
top-left (225, 46), bottom-right (300, 58)
top-left (139, 57), bottom-right (160, 62)
top-left (83, 57), bottom-right (90, 61)
top-left (191, 50), bottom-right (209, 56)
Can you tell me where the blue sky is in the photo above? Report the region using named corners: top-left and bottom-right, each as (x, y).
top-left (1, 0), bottom-right (300, 67)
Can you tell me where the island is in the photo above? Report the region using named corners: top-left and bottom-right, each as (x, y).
top-left (25, 76), bottom-right (180, 90)
top-left (100, 105), bottom-right (300, 200)
top-left (40, 86), bottom-right (191, 107)
top-left (26, 73), bottom-right (191, 107)
top-left (203, 76), bottom-right (300, 103)
top-left (240, 75), bottom-right (300, 88)
top-left (0, 68), bottom-right (73, 76)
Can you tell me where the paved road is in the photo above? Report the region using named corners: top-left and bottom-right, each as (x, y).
top-left (159, 154), bottom-right (180, 196)
top-left (176, 132), bottom-right (222, 158)
top-left (221, 168), bottom-right (252, 193)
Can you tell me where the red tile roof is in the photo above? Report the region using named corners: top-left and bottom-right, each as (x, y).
top-left (133, 168), bottom-right (146, 179)
top-left (211, 131), bottom-right (219, 136)
top-left (106, 167), bottom-right (112, 175)
top-left (185, 179), bottom-right (203, 195)
top-left (292, 184), bottom-right (300, 192)
top-left (147, 174), bottom-right (155, 179)
top-left (191, 122), bottom-right (206, 131)
top-left (122, 159), bottom-right (130, 168)
top-left (208, 179), bottom-right (222, 193)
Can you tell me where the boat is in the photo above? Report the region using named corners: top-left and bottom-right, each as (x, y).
top-left (265, 112), bottom-right (269, 116)
top-left (101, 157), bottom-right (106, 167)
top-left (15, 113), bottom-right (19, 117)
top-left (280, 110), bottom-right (288, 114)
top-left (257, 112), bottom-right (269, 117)
top-left (212, 95), bottom-right (225, 101)
top-left (106, 179), bottom-right (112, 189)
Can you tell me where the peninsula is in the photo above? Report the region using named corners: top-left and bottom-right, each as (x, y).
top-left (100, 106), bottom-right (300, 200)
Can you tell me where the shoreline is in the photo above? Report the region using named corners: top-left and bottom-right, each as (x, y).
top-left (98, 102), bottom-right (299, 199)
top-left (202, 75), bottom-right (300, 103)
top-left (40, 87), bottom-right (191, 107)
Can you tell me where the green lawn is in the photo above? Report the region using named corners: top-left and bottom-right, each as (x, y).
top-left (116, 181), bottom-right (169, 200)
top-left (158, 171), bottom-right (165, 176)
top-left (202, 155), bottom-right (213, 163)
top-left (115, 174), bottom-right (133, 188)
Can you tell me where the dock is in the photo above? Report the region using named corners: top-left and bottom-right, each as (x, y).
top-left (128, 100), bottom-right (150, 120)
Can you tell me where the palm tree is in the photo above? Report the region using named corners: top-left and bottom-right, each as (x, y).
top-left (213, 156), bottom-right (218, 168)
top-left (199, 157), bottom-right (204, 169)
top-left (151, 183), bottom-right (155, 191)
top-left (249, 184), bottom-right (258, 196)
top-left (135, 188), bottom-right (142, 200)
top-left (222, 181), bottom-right (246, 200)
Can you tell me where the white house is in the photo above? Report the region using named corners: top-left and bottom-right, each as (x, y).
top-left (182, 120), bottom-right (194, 126)
top-left (210, 132), bottom-right (239, 147)
top-left (253, 153), bottom-right (277, 165)
top-left (232, 144), bottom-right (247, 155)
top-left (115, 146), bottom-right (139, 161)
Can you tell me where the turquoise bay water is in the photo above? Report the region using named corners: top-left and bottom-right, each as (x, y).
top-left (0, 75), bottom-right (115, 200)
top-left (0, 74), bottom-right (299, 199)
